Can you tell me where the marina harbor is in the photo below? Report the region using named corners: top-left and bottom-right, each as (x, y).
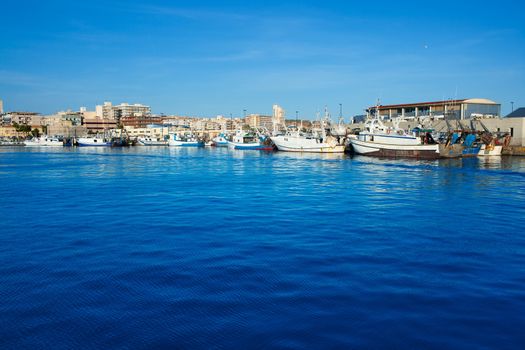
top-left (1, 99), bottom-right (524, 159)
top-left (2, 2), bottom-right (524, 348)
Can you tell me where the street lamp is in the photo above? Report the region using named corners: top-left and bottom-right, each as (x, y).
top-left (339, 103), bottom-right (343, 119)
top-left (511, 101), bottom-right (514, 113)
top-left (243, 109), bottom-right (247, 118)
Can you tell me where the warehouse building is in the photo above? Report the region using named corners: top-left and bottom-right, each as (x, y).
top-left (367, 98), bottom-right (501, 120)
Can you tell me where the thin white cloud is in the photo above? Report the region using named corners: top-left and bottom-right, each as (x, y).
top-left (133, 5), bottom-right (251, 21)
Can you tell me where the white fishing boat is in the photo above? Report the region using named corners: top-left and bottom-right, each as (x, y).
top-left (24, 137), bottom-right (63, 147)
top-left (227, 130), bottom-right (273, 150)
top-left (271, 133), bottom-right (345, 153)
top-left (77, 136), bottom-right (112, 147)
top-left (271, 114), bottom-right (345, 153)
top-left (211, 134), bottom-right (229, 147)
top-left (349, 118), bottom-right (440, 159)
top-left (137, 136), bottom-right (167, 146)
top-left (167, 133), bottom-right (204, 147)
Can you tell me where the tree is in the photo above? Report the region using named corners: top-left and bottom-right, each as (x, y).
top-left (31, 128), bottom-right (40, 138)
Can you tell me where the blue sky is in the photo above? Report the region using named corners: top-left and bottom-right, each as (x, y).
top-left (1, 0), bottom-right (524, 118)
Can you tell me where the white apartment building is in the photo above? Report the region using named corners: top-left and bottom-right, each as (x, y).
top-left (96, 102), bottom-right (151, 122)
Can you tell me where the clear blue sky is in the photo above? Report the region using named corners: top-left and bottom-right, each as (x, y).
top-left (1, 0), bottom-right (524, 118)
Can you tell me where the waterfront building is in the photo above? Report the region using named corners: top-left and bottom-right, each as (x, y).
top-left (124, 126), bottom-right (170, 139)
top-left (121, 115), bottom-right (163, 128)
top-left (245, 114), bottom-right (273, 130)
top-left (506, 108), bottom-right (525, 119)
top-left (368, 98), bottom-right (501, 120)
top-left (7, 112), bottom-right (43, 126)
top-left (83, 116), bottom-right (117, 132)
top-left (0, 126), bottom-right (18, 138)
top-left (96, 102), bottom-right (151, 123)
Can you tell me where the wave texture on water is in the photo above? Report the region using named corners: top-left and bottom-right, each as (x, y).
top-left (1, 147), bottom-right (525, 349)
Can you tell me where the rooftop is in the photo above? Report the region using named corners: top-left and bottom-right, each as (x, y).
top-left (505, 107), bottom-right (525, 118)
top-left (370, 98), bottom-right (498, 109)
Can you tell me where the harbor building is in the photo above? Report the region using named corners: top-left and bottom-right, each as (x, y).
top-left (506, 107), bottom-right (525, 119)
top-left (368, 98), bottom-right (501, 120)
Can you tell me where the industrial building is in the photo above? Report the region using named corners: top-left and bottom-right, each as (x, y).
top-left (368, 98), bottom-right (501, 120)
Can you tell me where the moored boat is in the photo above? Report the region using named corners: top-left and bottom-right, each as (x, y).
top-left (138, 136), bottom-right (167, 146)
top-left (227, 130), bottom-right (273, 150)
top-left (77, 136), bottom-right (112, 147)
top-left (349, 118), bottom-right (440, 159)
top-left (24, 137), bottom-right (64, 147)
top-left (271, 132), bottom-right (345, 153)
top-left (211, 134), bottom-right (229, 147)
top-left (167, 133), bottom-right (204, 147)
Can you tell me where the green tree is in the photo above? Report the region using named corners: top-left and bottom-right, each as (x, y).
top-left (31, 128), bottom-right (40, 138)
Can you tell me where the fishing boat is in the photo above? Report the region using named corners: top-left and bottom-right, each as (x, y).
top-left (475, 120), bottom-right (510, 156)
top-left (167, 133), bottom-right (204, 147)
top-left (271, 131), bottom-right (345, 153)
top-left (271, 109), bottom-right (346, 153)
top-left (211, 134), bottom-right (229, 147)
top-left (349, 118), bottom-right (440, 159)
top-left (24, 137), bottom-right (63, 147)
top-left (439, 132), bottom-right (481, 158)
top-left (137, 136), bottom-right (167, 146)
top-left (227, 130), bottom-right (273, 150)
top-left (77, 136), bottom-right (112, 147)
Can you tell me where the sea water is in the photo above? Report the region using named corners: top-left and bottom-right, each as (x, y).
top-left (1, 147), bottom-right (524, 349)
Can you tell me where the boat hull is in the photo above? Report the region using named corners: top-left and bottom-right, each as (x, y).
top-left (478, 144), bottom-right (503, 156)
top-left (24, 140), bottom-right (63, 147)
top-left (168, 140), bottom-right (204, 147)
top-left (227, 141), bottom-right (273, 150)
top-left (271, 136), bottom-right (345, 153)
top-left (77, 137), bottom-right (111, 147)
top-left (438, 144), bottom-right (482, 158)
top-left (350, 139), bottom-right (440, 159)
top-left (138, 140), bottom-right (167, 146)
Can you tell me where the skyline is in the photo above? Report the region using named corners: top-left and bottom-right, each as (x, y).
top-left (1, 0), bottom-right (524, 118)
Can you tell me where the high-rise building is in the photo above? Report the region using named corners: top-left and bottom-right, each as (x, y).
top-left (272, 104), bottom-right (286, 131)
top-left (95, 102), bottom-right (151, 123)
top-left (245, 114), bottom-right (273, 129)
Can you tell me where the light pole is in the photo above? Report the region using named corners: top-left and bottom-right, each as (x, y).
top-left (339, 103), bottom-right (343, 119)
top-left (243, 109), bottom-right (247, 118)
top-left (511, 101), bottom-right (514, 113)
top-left (295, 111), bottom-right (299, 129)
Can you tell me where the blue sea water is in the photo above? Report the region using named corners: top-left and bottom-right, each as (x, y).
top-left (1, 147), bottom-right (525, 349)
